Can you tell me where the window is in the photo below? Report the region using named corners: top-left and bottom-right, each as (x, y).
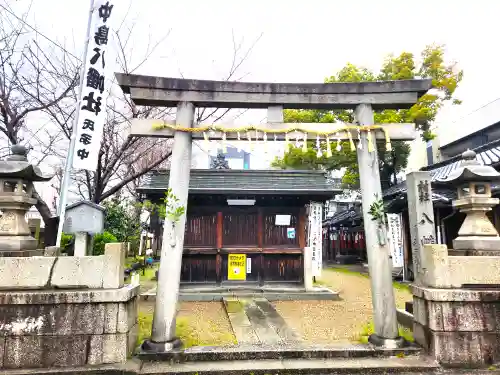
top-left (426, 141), bottom-right (433, 165)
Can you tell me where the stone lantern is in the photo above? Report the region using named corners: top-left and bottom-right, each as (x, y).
top-left (0, 145), bottom-right (53, 256)
top-left (436, 149), bottom-right (500, 254)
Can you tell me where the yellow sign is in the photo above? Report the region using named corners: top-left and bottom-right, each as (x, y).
top-left (228, 254), bottom-right (246, 281)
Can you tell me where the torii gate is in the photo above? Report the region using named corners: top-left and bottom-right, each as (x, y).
top-left (116, 74), bottom-right (432, 351)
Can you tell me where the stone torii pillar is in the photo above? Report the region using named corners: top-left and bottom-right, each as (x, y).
top-left (356, 104), bottom-right (401, 346)
top-left (115, 73), bottom-right (432, 351)
top-left (144, 102), bottom-right (195, 351)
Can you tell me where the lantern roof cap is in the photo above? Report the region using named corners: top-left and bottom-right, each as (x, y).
top-left (0, 145), bottom-right (54, 181)
top-left (435, 149), bottom-right (500, 186)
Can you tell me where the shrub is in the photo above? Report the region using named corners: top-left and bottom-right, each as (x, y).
top-left (92, 231), bottom-right (118, 255)
top-left (60, 233), bottom-right (74, 253)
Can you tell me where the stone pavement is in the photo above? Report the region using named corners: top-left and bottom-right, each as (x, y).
top-left (223, 297), bottom-right (302, 346)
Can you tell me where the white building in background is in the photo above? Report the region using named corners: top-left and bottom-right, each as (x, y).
top-left (406, 98), bottom-right (500, 172)
top-left (191, 140), bottom-right (285, 170)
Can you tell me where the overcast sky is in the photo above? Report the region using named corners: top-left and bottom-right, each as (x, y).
top-left (5, 0), bottom-right (500, 203)
top-left (12, 0), bottom-right (500, 138)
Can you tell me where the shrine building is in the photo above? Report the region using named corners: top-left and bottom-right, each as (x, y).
top-left (138, 169), bottom-right (339, 286)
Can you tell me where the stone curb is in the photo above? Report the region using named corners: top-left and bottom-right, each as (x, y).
top-left (138, 343), bottom-right (423, 363)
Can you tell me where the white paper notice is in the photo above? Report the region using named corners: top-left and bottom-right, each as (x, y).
top-left (246, 258), bottom-right (251, 274)
top-left (387, 213), bottom-right (404, 268)
top-left (307, 202), bottom-right (323, 277)
top-left (275, 215), bottom-right (291, 226)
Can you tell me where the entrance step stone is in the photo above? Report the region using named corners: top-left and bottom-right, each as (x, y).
top-left (138, 342), bottom-right (423, 362)
top-left (139, 355), bottom-right (439, 374)
top-left (223, 297), bottom-right (301, 346)
top-left (243, 300), bottom-right (282, 345)
top-left (141, 285), bottom-right (340, 302)
top-left (253, 297), bottom-right (302, 344)
top-left (223, 298), bottom-right (260, 345)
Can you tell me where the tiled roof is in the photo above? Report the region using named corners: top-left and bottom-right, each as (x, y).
top-left (325, 209), bottom-right (362, 226)
top-left (383, 181), bottom-right (455, 202)
top-left (422, 139), bottom-right (500, 178)
top-left (137, 169), bottom-right (342, 196)
top-left (383, 139), bottom-right (500, 201)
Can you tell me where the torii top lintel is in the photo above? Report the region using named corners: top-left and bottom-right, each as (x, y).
top-left (115, 73), bottom-right (433, 110)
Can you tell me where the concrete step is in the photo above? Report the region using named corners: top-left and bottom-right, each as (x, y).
top-left (138, 343), bottom-right (424, 362)
top-left (141, 287), bottom-right (339, 302)
top-left (140, 355), bottom-right (440, 374)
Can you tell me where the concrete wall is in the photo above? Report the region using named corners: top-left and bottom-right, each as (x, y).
top-left (0, 243), bottom-right (125, 290)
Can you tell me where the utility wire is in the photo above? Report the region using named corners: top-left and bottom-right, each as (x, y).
top-left (0, 2), bottom-right (81, 61)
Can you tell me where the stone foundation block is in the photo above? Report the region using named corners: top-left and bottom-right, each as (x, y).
top-left (414, 322), bottom-right (500, 367)
top-left (88, 326), bottom-right (138, 365)
top-left (4, 335), bottom-right (89, 368)
top-left (0, 286), bottom-right (138, 370)
top-left (412, 284), bottom-right (500, 368)
top-left (0, 336), bottom-right (4, 368)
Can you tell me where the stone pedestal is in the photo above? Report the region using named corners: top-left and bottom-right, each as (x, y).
top-left (412, 285), bottom-right (500, 368)
top-left (0, 242), bottom-right (138, 370)
top-left (0, 286), bottom-right (138, 369)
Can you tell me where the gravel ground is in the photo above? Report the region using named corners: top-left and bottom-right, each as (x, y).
top-left (139, 300), bottom-right (236, 347)
top-left (273, 268), bottom-right (412, 344)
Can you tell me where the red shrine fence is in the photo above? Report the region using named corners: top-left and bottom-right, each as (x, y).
top-left (322, 227), bottom-right (367, 264)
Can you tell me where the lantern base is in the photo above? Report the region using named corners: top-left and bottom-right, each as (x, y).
top-left (453, 236), bottom-right (500, 251)
top-left (0, 235), bottom-right (39, 254)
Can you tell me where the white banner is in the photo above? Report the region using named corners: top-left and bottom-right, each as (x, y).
top-left (307, 202), bottom-right (323, 277)
top-left (387, 213), bottom-right (404, 268)
top-left (72, 0), bottom-right (116, 171)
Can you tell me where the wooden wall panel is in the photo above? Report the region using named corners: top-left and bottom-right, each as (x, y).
top-left (180, 254), bottom-right (217, 283)
top-left (223, 212), bottom-right (258, 246)
top-left (261, 254), bottom-right (303, 282)
top-left (184, 214), bottom-right (217, 246)
top-left (263, 212), bottom-right (299, 247)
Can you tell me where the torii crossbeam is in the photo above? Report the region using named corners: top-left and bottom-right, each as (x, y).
top-left (116, 72), bottom-right (433, 352)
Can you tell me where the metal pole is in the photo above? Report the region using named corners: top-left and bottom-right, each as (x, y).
top-left (55, 0), bottom-right (95, 248)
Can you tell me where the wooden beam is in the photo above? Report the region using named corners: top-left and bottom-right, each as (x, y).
top-left (216, 212), bottom-right (223, 249)
top-left (257, 208), bottom-right (263, 249)
top-left (216, 212), bottom-right (223, 284)
top-left (298, 207), bottom-right (306, 249)
top-left (129, 87), bottom-right (420, 110)
top-left (130, 119), bottom-right (417, 141)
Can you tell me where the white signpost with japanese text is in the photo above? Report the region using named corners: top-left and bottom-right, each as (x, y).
top-left (307, 202), bottom-right (323, 277)
top-left (56, 0), bottom-right (116, 248)
top-left (387, 213), bottom-right (404, 268)
top-left (72, 0), bottom-right (115, 171)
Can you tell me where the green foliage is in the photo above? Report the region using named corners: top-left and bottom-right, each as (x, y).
top-left (136, 311), bottom-right (237, 348)
top-left (368, 195), bottom-right (386, 224)
top-left (140, 188), bottom-right (185, 223)
top-left (273, 44), bottom-right (462, 188)
top-left (164, 188), bottom-right (185, 222)
top-left (60, 233), bottom-right (74, 253)
top-left (92, 231), bottom-right (118, 255)
top-left (103, 198), bottom-right (139, 243)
